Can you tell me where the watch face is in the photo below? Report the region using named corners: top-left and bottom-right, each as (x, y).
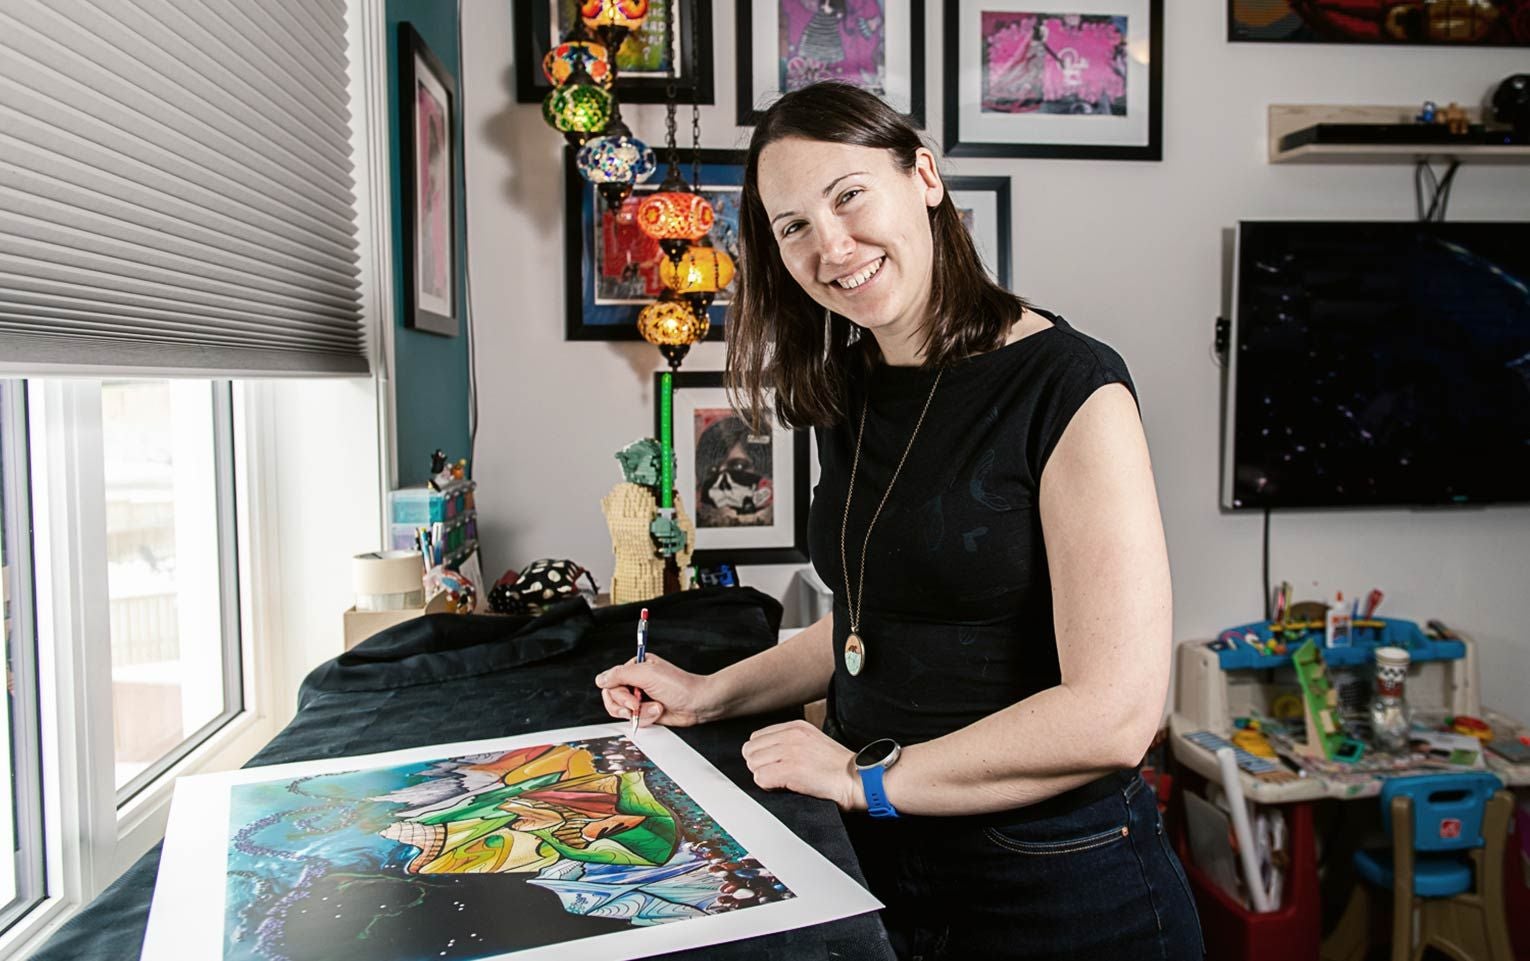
top-left (855, 738), bottom-right (898, 769)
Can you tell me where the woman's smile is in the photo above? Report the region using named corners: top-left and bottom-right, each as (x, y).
top-left (827, 255), bottom-right (887, 293)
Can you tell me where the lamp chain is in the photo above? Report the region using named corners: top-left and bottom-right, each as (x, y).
top-left (663, 4), bottom-right (678, 174)
top-left (689, 2), bottom-right (701, 190)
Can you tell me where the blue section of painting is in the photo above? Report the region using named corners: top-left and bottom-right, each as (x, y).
top-left (223, 737), bottom-right (793, 961)
top-left (387, 0), bottom-right (471, 486)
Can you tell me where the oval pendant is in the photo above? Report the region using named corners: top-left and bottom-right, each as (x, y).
top-left (844, 633), bottom-right (865, 677)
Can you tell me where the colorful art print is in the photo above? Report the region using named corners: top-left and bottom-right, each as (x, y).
top-left (945, 175), bottom-right (1014, 288)
top-left (980, 12), bottom-right (1129, 116)
top-left (692, 407), bottom-right (777, 529)
top-left (943, 0), bottom-right (1163, 160)
top-left (565, 148), bottom-right (743, 340)
top-left (1228, 0), bottom-right (1530, 44)
top-left (146, 726), bottom-right (879, 961)
top-left (513, 0), bottom-right (716, 104)
top-left (659, 372), bottom-right (811, 564)
top-left (594, 187), bottom-right (742, 305)
top-left (778, 0), bottom-right (888, 95)
top-left (737, 0), bottom-right (926, 126)
top-left (399, 25), bottom-right (459, 336)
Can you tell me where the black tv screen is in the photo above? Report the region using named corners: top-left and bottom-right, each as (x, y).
top-left (1223, 221), bottom-right (1530, 510)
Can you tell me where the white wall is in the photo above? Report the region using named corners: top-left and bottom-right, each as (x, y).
top-left (461, 2), bottom-right (1530, 715)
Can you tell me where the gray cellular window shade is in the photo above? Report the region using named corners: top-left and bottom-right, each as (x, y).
top-left (0, 0), bottom-right (367, 376)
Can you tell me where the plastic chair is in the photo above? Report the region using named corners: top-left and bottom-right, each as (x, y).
top-left (1325, 772), bottom-right (1514, 961)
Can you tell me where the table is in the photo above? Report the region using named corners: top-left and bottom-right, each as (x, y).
top-left (33, 587), bottom-right (894, 961)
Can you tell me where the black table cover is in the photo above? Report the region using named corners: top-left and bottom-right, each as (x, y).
top-left (33, 587), bottom-right (893, 961)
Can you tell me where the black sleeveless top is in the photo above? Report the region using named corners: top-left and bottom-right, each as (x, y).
top-left (810, 310), bottom-right (1137, 751)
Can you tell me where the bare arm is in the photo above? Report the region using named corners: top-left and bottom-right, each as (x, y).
top-left (597, 611), bottom-right (836, 725)
top-left (743, 384), bottom-right (1173, 815)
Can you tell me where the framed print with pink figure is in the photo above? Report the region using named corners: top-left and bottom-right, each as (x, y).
top-left (943, 0), bottom-right (1163, 160)
top-left (400, 24), bottom-right (460, 335)
top-left (736, 0), bottom-right (926, 127)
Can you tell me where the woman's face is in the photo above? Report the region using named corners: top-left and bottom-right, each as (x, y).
top-left (756, 137), bottom-right (944, 343)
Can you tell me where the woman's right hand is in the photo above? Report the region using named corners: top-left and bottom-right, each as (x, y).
top-left (595, 654), bottom-right (720, 728)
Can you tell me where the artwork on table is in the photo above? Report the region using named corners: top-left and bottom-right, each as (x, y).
top-left (943, 0), bottom-right (1163, 160)
top-left (1228, 0), bottom-right (1530, 45)
top-left (945, 175), bottom-right (1014, 289)
top-left (400, 24), bottom-right (460, 335)
top-left (144, 725), bottom-right (879, 961)
top-left (565, 148), bottom-right (744, 341)
top-left (514, 0), bottom-right (716, 104)
top-left (659, 372), bottom-right (810, 565)
top-left (737, 0), bottom-right (926, 126)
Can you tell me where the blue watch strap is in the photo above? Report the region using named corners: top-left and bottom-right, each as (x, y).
top-left (859, 765), bottom-right (899, 818)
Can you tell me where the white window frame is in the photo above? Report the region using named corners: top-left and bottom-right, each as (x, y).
top-left (0, 0), bottom-right (395, 953)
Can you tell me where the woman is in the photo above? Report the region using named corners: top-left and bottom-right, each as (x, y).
top-left (596, 82), bottom-right (1201, 960)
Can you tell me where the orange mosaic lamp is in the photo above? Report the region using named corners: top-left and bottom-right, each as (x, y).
top-left (659, 238), bottom-right (734, 318)
top-left (541, 37), bottom-right (610, 89)
top-left (581, 0), bottom-right (649, 54)
top-left (637, 168), bottom-right (714, 265)
top-left (638, 290), bottom-right (709, 370)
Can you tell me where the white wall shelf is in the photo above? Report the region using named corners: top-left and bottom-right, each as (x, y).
top-left (1268, 104), bottom-right (1530, 164)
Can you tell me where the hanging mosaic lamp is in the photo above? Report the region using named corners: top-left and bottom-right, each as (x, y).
top-left (580, 0), bottom-right (649, 54)
top-left (540, 59), bottom-right (613, 149)
top-left (659, 238), bottom-right (734, 319)
top-left (541, 36), bottom-right (611, 89)
top-left (576, 107), bottom-right (656, 210)
top-left (637, 167), bottom-right (714, 264)
top-left (638, 289), bottom-right (708, 369)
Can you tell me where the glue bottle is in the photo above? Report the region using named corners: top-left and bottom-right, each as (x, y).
top-left (1325, 591), bottom-right (1351, 648)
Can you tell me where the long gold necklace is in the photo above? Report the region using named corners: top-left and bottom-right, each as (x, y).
top-left (839, 368), bottom-right (943, 677)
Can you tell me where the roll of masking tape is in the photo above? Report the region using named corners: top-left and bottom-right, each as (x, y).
top-left (353, 550), bottom-right (425, 611)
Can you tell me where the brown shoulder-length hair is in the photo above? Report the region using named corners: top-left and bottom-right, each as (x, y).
top-left (727, 81), bottom-right (1028, 430)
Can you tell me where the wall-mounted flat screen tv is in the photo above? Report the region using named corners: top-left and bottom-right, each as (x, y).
top-left (1223, 221), bottom-right (1530, 510)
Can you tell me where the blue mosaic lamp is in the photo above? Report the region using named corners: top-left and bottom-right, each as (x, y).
top-left (576, 107), bottom-right (656, 210)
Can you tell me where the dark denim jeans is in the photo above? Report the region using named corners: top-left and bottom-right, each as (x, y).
top-left (843, 772), bottom-right (1204, 961)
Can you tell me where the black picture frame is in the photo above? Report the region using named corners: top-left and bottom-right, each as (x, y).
top-left (945, 175), bottom-right (1013, 289)
top-left (565, 147), bottom-right (744, 341)
top-left (657, 371), bottom-right (811, 565)
top-left (398, 24), bottom-right (460, 336)
top-left (514, 0), bottom-right (715, 105)
top-left (942, 0), bottom-right (1164, 161)
top-left (736, 0), bottom-right (926, 127)
top-left (1228, 0), bottom-right (1530, 45)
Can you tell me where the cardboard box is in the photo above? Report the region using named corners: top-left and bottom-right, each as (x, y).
top-left (343, 605), bottom-right (424, 650)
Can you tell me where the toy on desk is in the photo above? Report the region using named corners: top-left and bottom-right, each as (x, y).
top-left (1291, 640), bottom-right (1366, 763)
top-left (428, 449), bottom-right (453, 491)
top-left (1447, 715), bottom-right (1492, 742)
top-left (488, 558), bottom-right (598, 615)
top-left (1416, 100), bottom-right (1438, 124)
top-left (1184, 729), bottom-right (1299, 784)
top-left (602, 438), bottom-right (695, 605)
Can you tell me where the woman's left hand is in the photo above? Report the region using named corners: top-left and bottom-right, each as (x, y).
top-left (741, 720), bottom-right (865, 812)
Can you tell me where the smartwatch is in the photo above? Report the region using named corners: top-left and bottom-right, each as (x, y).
top-left (854, 738), bottom-right (902, 819)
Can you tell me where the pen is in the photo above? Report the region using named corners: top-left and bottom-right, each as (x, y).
top-left (630, 607), bottom-right (649, 738)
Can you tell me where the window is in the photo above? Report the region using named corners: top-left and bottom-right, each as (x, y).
top-left (0, 383), bottom-right (45, 930)
top-left (100, 382), bottom-right (242, 801)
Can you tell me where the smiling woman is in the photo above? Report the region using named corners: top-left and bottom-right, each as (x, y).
top-left (595, 82), bottom-right (1199, 961)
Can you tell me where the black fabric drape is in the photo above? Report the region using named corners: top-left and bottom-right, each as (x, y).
top-left (33, 587), bottom-right (893, 961)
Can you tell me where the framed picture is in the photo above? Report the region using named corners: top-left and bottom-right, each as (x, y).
top-left (565, 148), bottom-right (744, 341)
top-left (737, 0), bottom-right (927, 127)
top-left (946, 175), bottom-right (1013, 288)
top-left (1229, 0), bottom-right (1530, 45)
top-left (515, 0), bottom-right (715, 104)
top-left (399, 24), bottom-right (459, 336)
top-left (658, 371), bottom-right (810, 565)
top-left (943, 0), bottom-right (1164, 160)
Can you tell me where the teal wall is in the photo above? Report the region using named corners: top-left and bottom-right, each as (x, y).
top-left (387, 0), bottom-right (471, 486)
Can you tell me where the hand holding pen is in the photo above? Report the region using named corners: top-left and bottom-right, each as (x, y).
top-left (630, 607), bottom-right (648, 738)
